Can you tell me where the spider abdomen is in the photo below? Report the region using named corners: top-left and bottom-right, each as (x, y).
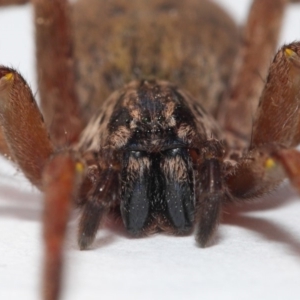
top-left (73, 0), bottom-right (238, 120)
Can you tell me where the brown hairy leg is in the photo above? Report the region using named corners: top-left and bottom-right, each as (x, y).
top-left (33, 0), bottom-right (84, 147)
top-left (251, 45), bottom-right (300, 149)
top-left (218, 0), bottom-right (289, 149)
top-left (251, 43), bottom-right (300, 193)
top-left (0, 4), bottom-right (85, 297)
top-left (43, 153), bottom-right (84, 300)
top-left (0, 0), bottom-right (31, 158)
top-left (226, 43), bottom-right (300, 199)
top-left (0, 67), bottom-right (54, 188)
top-left (0, 66), bottom-right (87, 300)
top-left (0, 1), bottom-right (83, 147)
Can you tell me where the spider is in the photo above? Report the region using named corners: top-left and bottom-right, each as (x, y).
top-left (1, 0), bottom-right (300, 300)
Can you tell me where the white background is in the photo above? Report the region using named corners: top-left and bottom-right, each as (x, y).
top-left (1, 1), bottom-right (300, 299)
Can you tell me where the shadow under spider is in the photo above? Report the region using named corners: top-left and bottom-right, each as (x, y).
top-left (1, 177), bottom-right (300, 254)
top-left (223, 183), bottom-right (300, 257)
top-left (0, 184), bottom-right (42, 221)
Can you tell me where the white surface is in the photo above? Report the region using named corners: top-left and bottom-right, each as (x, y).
top-left (1, 1), bottom-right (300, 300)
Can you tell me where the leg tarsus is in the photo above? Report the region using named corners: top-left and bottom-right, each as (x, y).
top-left (196, 193), bottom-right (222, 247)
top-left (78, 199), bottom-right (105, 250)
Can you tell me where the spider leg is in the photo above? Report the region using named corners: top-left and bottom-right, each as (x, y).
top-left (194, 140), bottom-right (225, 247)
top-left (251, 44), bottom-right (300, 149)
top-left (0, 67), bottom-right (81, 300)
top-left (33, 0), bottom-right (83, 147)
top-left (0, 0), bottom-right (30, 160)
top-left (42, 152), bottom-right (85, 300)
top-left (218, 0), bottom-right (289, 149)
top-left (78, 164), bottom-right (119, 250)
top-left (196, 158), bottom-right (223, 247)
top-left (0, 67), bottom-right (54, 188)
top-left (226, 43), bottom-right (300, 199)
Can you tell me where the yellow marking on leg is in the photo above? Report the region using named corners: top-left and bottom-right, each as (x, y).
top-left (265, 158), bottom-right (276, 170)
top-left (3, 73), bottom-right (14, 81)
top-left (284, 48), bottom-right (296, 58)
top-left (75, 162), bottom-right (84, 174)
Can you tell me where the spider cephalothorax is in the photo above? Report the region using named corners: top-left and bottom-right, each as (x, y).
top-left (1, 1), bottom-right (300, 300)
top-left (77, 79), bottom-right (224, 241)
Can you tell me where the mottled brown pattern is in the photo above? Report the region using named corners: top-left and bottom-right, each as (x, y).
top-left (78, 80), bottom-right (222, 154)
top-left (72, 0), bottom-right (238, 120)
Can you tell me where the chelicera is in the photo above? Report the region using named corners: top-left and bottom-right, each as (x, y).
top-left (1, 1), bottom-right (300, 300)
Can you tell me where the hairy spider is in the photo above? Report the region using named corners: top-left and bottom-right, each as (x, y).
top-left (1, 0), bottom-right (300, 300)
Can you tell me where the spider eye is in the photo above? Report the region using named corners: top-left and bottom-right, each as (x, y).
top-left (130, 150), bottom-right (145, 158)
top-left (141, 116), bottom-right (150, 123)
top-left (166, 148), bottom-right (181, 155)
